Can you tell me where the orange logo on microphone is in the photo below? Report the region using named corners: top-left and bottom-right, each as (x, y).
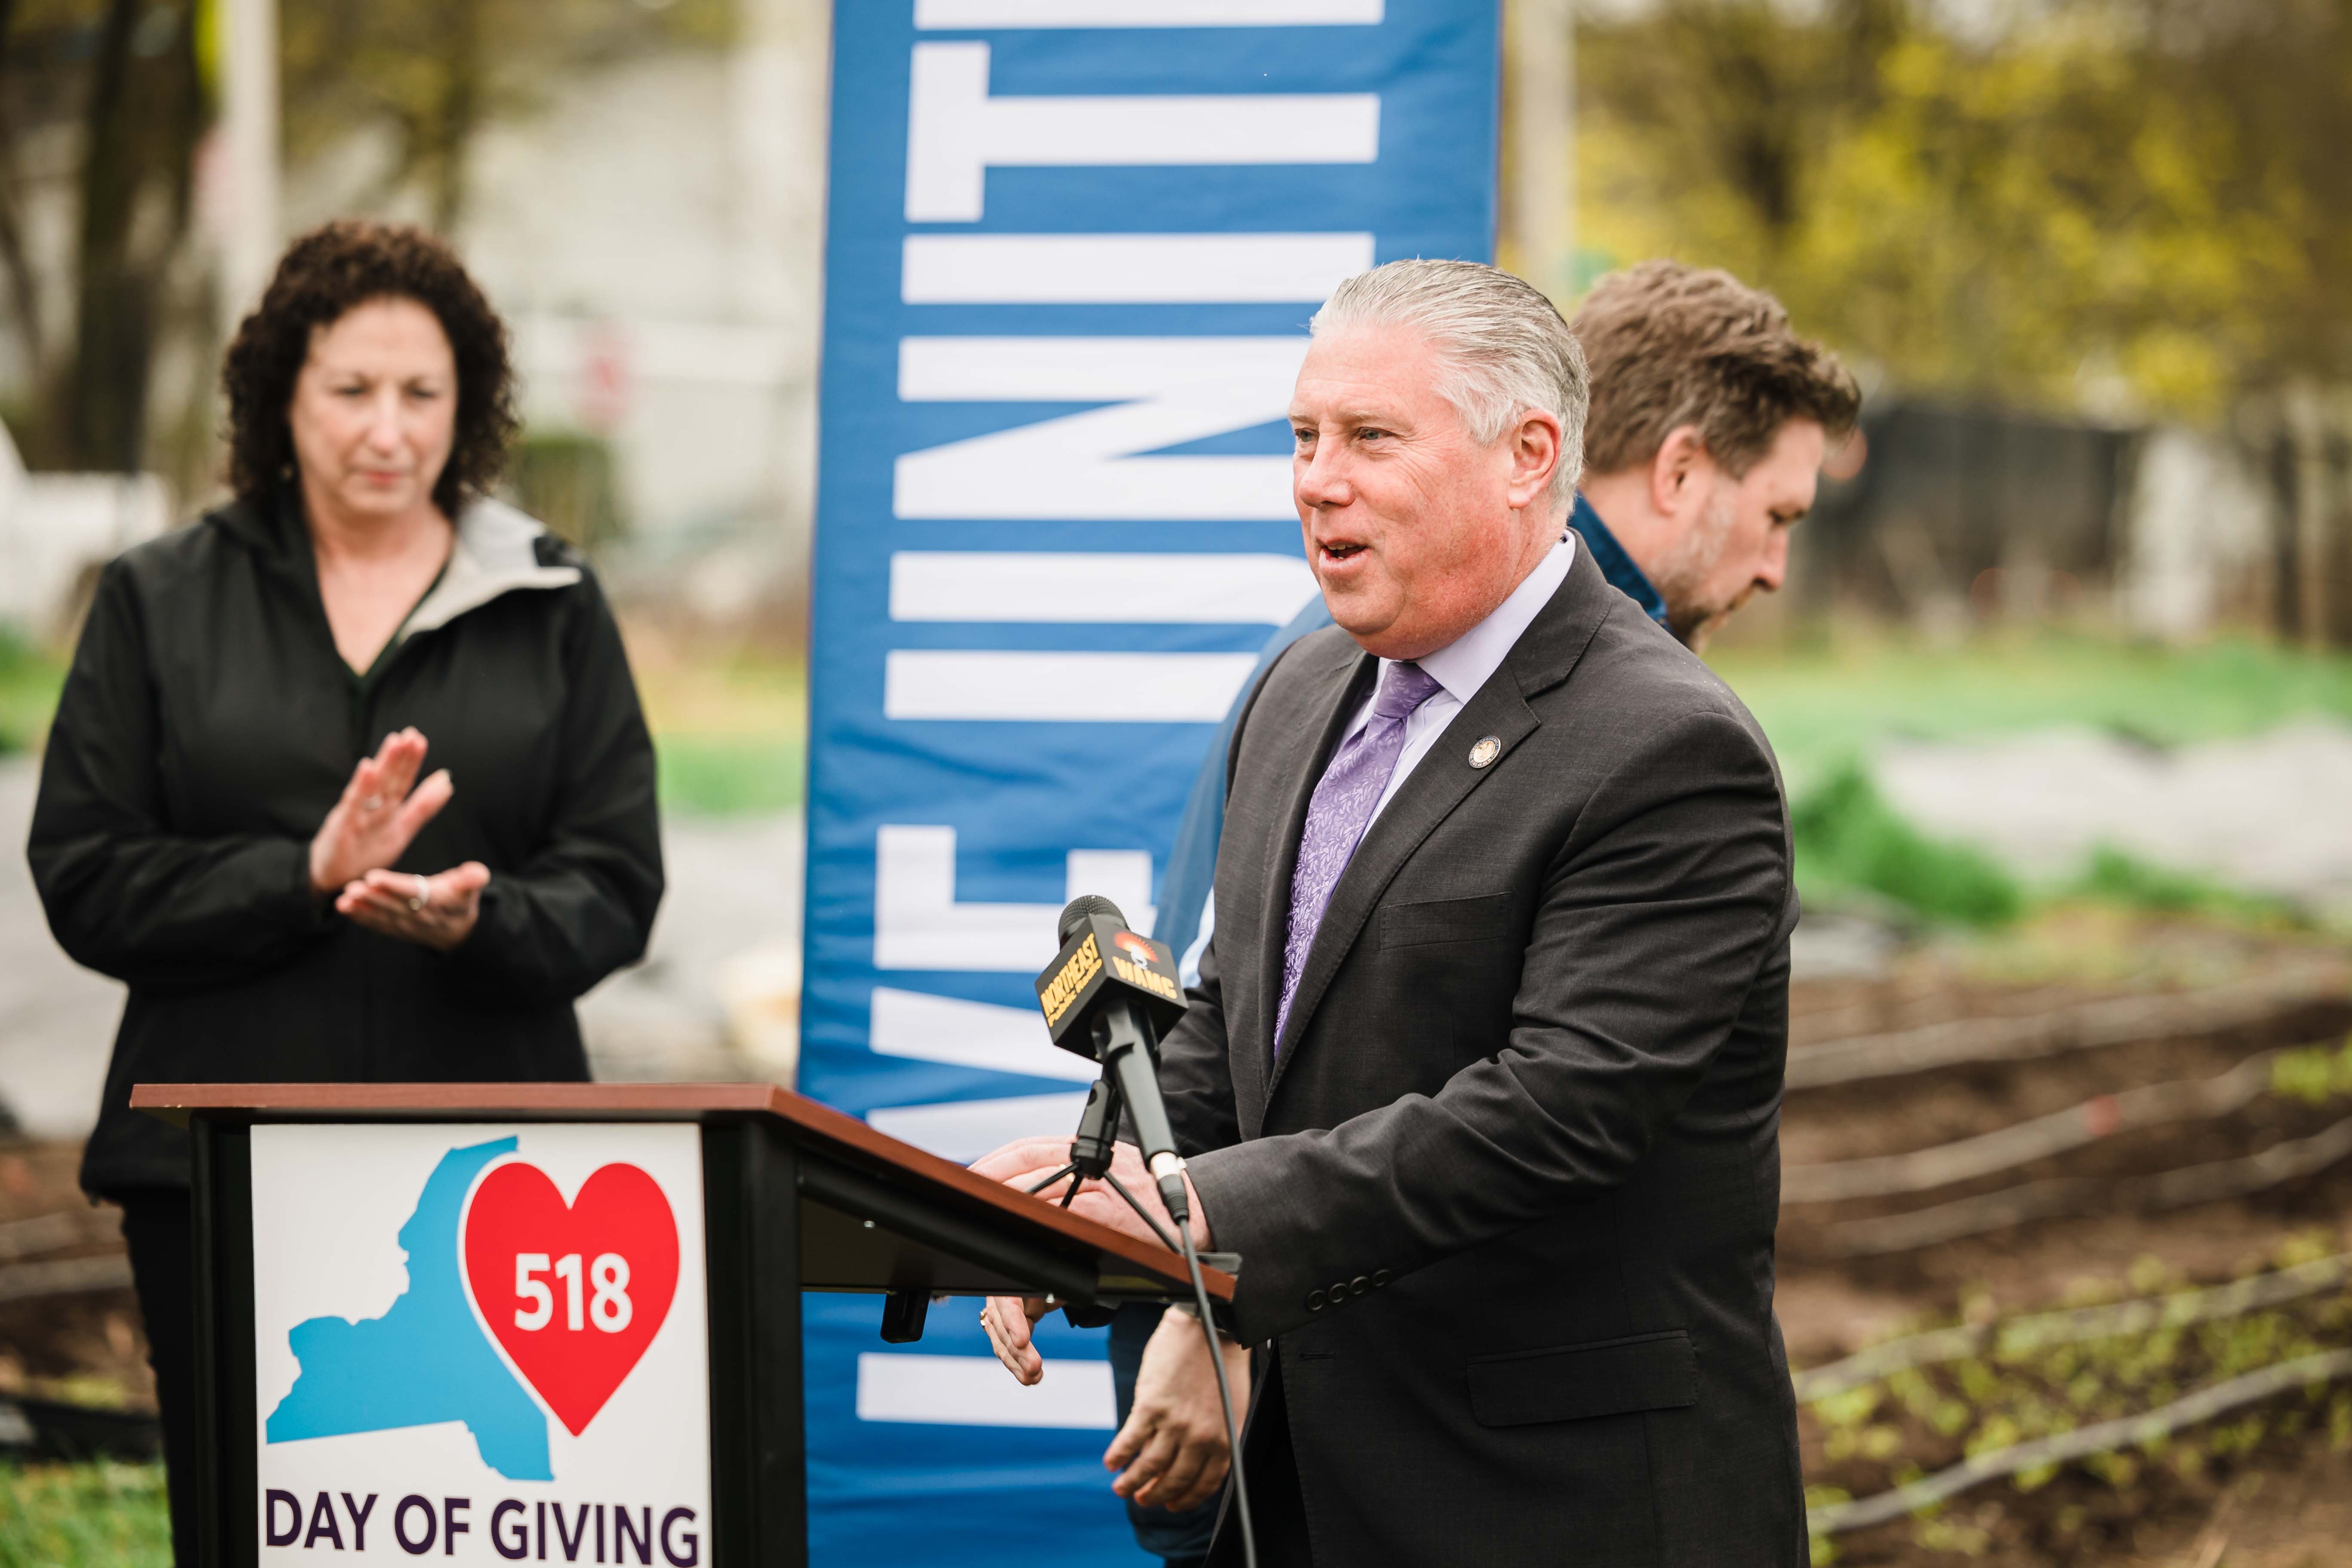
top-left (1112, 932), bottom-right (1159, 967)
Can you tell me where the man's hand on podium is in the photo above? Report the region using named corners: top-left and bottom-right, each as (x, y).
top-left (1105, 1306), bottom-right (1250, 1511)
top-left (971, 1135), bottom-right (1213, 1390)
top-left (969, 1136), bottom-right (1211, 1252)
top-left (973, 1138), bottom-right (1242, 1512)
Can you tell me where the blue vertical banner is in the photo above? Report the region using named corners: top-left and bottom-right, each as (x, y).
top-left (801, 2), bottom-right (1500, 1560)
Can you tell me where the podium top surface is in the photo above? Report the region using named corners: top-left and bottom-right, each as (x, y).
top-left (131, 1081), bottom-right (1231, 1304)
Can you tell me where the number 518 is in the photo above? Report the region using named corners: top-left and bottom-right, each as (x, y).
top-left (513, 1252), bottom-right (632, 1332)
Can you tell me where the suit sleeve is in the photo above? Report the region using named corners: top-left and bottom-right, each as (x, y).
top-left (1183, 706), bottom-right (1789, 1343)
top-left (445, 574), bottom-right (665, 1005)
top-left (1157, 918), bottom-right (1242, 1158)
top-left (28, 559), bottom-right (331, 990)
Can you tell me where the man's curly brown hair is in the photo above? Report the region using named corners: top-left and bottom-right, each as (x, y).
top-left (1570, 260), bottom-right (1859, 479)
top-left (222, 220), bottom-right (518, 517)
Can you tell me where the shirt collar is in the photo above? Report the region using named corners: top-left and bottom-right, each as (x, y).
top-left (1570, 492), bottom-right (1670, 627)
top-left (1387, 531), bottom-right (1576, 707)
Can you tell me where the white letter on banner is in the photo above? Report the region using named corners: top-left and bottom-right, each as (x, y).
top-left (874, 825), bottom-right (1154, 971)
top-left (869, 988), bottom-right (1099, 1081)
top-left (856, 1352), bottom-right (1114, 1429)
top-left (885, 651), bottom-right (1256, 723)
top-left (894, 337), bottom-right (1304, 522)
top-left (916, 0), bottom-right (1382, 27)
top-left (905, 43), bottom-right (1378, 223)
top-left (868, 1094), bottom-right (1095, 1164)
top-left (889, 552), bottom-right (1316, 624)
top-left (901, 233), bottom-right (1373, 305)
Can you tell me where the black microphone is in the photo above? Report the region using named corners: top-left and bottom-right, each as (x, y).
top-left (1034, 896), bottom-right (1192, 1227)
top-left (1033, 896), bottom-right (1260, 1568)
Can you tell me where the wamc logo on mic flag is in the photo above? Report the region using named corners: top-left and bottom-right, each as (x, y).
top-left (801, 1), bottom-right (1500, 1562)
top-left (248, 1123), bottom-right (709, 1564)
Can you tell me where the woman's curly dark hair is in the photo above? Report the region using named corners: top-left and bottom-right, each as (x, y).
top-left (222, 220), bottom-right (519, 517)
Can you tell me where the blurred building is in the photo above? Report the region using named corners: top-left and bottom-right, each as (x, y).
top-left (283, 0), bottom-right (831, 631)
top-left (0, 417), bottom-right (169, 641)
top-left (1784, 397), bottom-right (2344, 647)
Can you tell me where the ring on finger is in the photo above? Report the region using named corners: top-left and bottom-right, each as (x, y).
top-left (362, 795), bottom-right (384, 813)
top-left (408, 874), bottom-right (430, 912)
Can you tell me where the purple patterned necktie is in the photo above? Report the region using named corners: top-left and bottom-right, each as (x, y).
top-left (1274, 660), bottom-right (1446, 1053)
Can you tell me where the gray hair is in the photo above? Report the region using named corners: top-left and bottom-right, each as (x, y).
top-left (1311, 259), bottom-right (1590, 512)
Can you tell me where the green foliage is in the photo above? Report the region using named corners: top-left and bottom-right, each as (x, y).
top-left (0, 630), bottom-right (66, 756)
top-left (656, 736), bottom-right (803, 819)
top-left (507, 430), bottom-right (627, 553)
top-left (1800, 1242), bottom-right (2352, 1534)
top-left (2270, 1038), bottom-right (2352, 1109)
top-left (1911, 1514), bottom-right (1992, 1555)
top-left (1791, 761), bottom-right (2024, 926)
top-left (1803, 1486), bottom-right (1851, 1561)
top-left (2070, 845), bottom-right (2302, 925)
top-left (0, 1463), bottom-right (172, 1568)
top-left (1573, 0), bottom-right (2352, 418)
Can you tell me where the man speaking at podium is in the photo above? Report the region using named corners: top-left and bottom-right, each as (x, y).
top-left (979, 258), bottom-right (1851, 1565)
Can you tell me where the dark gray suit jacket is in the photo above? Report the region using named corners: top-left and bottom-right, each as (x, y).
top-left (1162, 546), bottom-right (1804, 1566)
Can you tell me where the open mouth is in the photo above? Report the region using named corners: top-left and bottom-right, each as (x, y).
top-left (1319, 542), bottom-right (1368, 563)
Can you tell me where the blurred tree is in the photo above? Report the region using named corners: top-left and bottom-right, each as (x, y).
top-left (0, 0), bottom-right (45, 374)
top-left (281, 0), bottom-right (732, 234)
top-left (64, 0), bottom-right (201, 471)
top-left (1574, 0), bottom-right (2349, 422)
top-left (0, 0), bottom-right (204, 471)
top-left (0, 0), bottom-right (730, 491)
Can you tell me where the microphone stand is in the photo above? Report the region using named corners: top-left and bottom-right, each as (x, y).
top-left (1021, 1031), bottom-right (1180, 1254)
top-left (1022, 1018), bottom-right (1257, 1568)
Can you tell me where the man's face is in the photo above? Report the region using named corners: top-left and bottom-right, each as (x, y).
top-left (1288, 324), bottom-right (1559, 661)
top-left (1650, 417), bottom-right (1825, 651)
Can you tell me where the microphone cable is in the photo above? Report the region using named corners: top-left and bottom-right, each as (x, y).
top-left (1037, 894), bottom-right (1255, 1565)
top-left (1164, 1188), bottom-right (1256, 1568)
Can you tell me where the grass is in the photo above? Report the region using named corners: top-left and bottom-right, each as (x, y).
top-left (623, 632), bottom-right (806, 818)
top-left (0, 1462), bottom-right (171, 1568)
top-left (1791, 762), bottom-right (2024, 926)
top-left (1717, 630), bottom-right (2352, 928)
top-left (1789, 768), bottom-right (2323, 933)
top-left (656, 734), bottom-right (805, 817)
top-left (0, 631), bottom-right (63, 756)
top-left (1710, 631), bottom-right (2352, 790)
top-left (2070, 844), bottom-right (2304, 926)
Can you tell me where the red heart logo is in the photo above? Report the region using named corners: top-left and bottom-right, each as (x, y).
top-left (461, 1162), bottom-right (679, 1436)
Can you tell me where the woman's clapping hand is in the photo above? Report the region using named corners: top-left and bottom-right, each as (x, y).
top-left (309, 728), bottom-right (451, 895)
top-left (310, 728), bottom-right (486, 951)
top-left (336, 861), bottom-right (488, 952)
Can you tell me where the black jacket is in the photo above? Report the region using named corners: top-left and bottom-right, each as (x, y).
top-left (29, 493), bottom-right (663, 1196)
top-left (1166, 549), bottom-right (1803, 1567)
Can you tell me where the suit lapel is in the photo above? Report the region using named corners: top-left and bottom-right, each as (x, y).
top-left (1262, 548), bottom-right (1618, 1102)
top-left (1240, 637), bottom-right (1374, 1134)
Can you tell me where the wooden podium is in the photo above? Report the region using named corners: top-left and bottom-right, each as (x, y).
top-left (132, 1082), bottom-right (1233, 1568)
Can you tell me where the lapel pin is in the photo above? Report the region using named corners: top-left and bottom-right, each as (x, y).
top-left (1468, 735), bottom-right (1501, 769)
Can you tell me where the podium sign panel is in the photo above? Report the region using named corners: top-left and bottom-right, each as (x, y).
top-left (249, 1125), bottom-right (710, 1564)
top-left (139, 1082), bottom-right (1230, 1567)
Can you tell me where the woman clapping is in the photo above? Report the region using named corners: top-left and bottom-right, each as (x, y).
top-left (28, 220), bottom-right (664, 1564)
